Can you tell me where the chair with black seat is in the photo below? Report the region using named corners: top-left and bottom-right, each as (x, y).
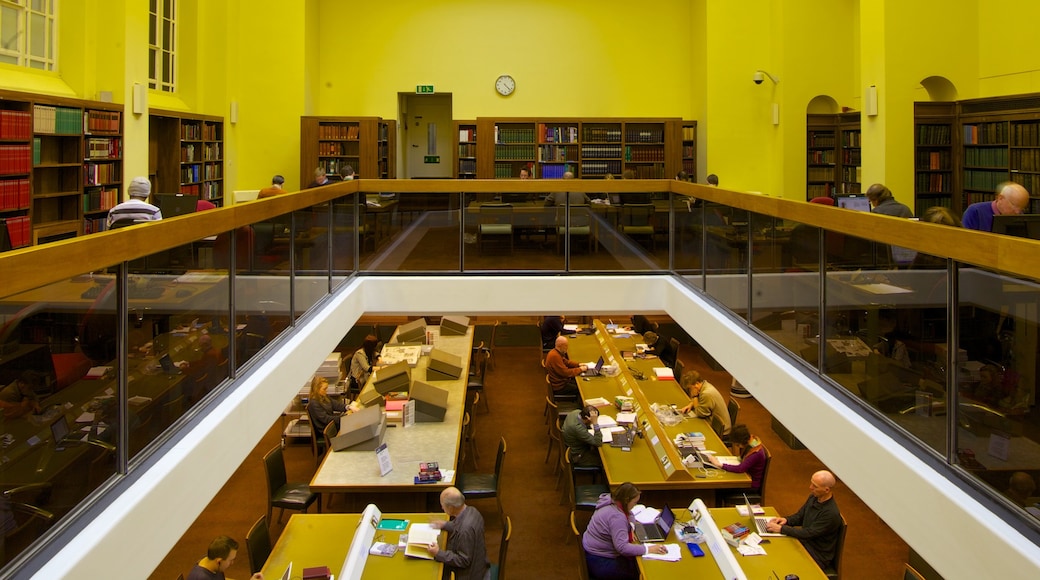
top-left (456, 436), bottom-right (506, 519)
top-left (571, 511), bottom-right (591, 580)
top-left (561, 452), bottom-right (608, 511)
top-left (545, 411), bottom-right (562, 469)
top-left (824, 514), bottom-right (848, 580)
top-left (903, 563), bottom-right (926, 580)
top-left (710, 414), bottom-right (726, 438)
top-left (468, 346), bottom-right (490, 413)
top-left (263, 445), bottom-right (319, 524)
top-left (546, 382), bottom-right (579, 425)
top-left (478, 203), bottom-right (514, 254)
top-left (306, 410), bottom-right (324, 465)
top-left (673, 359), bottom-right (687, 394)
top-left (547, 373), bottom-right (579, 404)
top-left (460, 411), bottom-right (480, 470)
top-left (727, 397), bottom-right (740, 428)
top-left (322, 421), bottom-right (337, 455)
top-left (490, 515), bottom-right (511, 580)
top-left (620, 203), bottom-right (656, 251)
top-left (1, 483), bottom-right (55, 564)
top-left (667, 337), bottom-right (681, 369)
top-left (245, 515), bottom-right (271, 575)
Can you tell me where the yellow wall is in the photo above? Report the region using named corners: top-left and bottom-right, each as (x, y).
top-left (978, 0), bottom-right (1040, 96)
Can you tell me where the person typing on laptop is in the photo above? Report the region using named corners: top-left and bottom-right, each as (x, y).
top-left (562, 405), bottom-right (604, 467)
top-left (582, 483), bottom-right (668, 580)
top-left (186, 535), bottom-right (263, 580)
top-left (705, 424), bottom-right (767, 493)
top-left (546, 336), bottom-right (587, 399)
top-left (765, 470), bottom-right (843, 571)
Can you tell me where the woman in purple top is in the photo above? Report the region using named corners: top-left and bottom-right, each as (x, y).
top-left (582, 482), bottom-right (668, 580)
top-left (709, 424), bottom-right (767, 491)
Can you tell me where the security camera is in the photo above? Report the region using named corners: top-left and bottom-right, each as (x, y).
top-left (753, 71), bottom-right (764, 85)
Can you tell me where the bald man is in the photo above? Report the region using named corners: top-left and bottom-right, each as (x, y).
top-left (428, 487), bottom-right (490, 580)
top-left (545, 336), bottom-right (587, 398)
top-left (963, 181), bottom-right (1031, 232)
top-left (766, 470), bottom-right (843, 571)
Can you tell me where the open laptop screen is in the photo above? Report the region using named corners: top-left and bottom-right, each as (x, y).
top-left (836, 195), bottom-right (870, 212)
top-left (50, 415), bottom-right (70, 443)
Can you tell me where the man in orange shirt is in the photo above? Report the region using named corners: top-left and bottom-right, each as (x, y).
top-left (545, 336), bottom-right (587, 398)
top-left (258, 175), bottom-right (286, 199)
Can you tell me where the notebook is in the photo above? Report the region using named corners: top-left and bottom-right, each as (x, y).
top-left (633, 504), bottom-right (676, 542)
top-left (745, 493), bottom-right (782, 537)
top-left (581, 356), bottom-right (605, 377)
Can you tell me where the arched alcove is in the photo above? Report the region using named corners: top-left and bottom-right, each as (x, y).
top-left (920, 76), bottom-right (958, 101)
top-left (806, 95), bottom-right (840, 115)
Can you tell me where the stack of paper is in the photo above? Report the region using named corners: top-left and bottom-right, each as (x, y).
top-left (642, 544), bottom-right (683, 561)
top-left (653, 367), bottom-right (675, 380)
top-left (584, 397), bottom-right (611, 407)
top-left (596, 415), bottom-right (617, 428)
top-left (404, 523), bottom-right (440, 559)
top-left (616, 412), bottom-right (636, 424)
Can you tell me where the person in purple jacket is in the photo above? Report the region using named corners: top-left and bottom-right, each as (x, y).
top-left (582, 482), bottom-right (668, 579)
top-left (963, 181), bottom-right (1030, 232)
top-left (707, 424), bottom-right (767, 492)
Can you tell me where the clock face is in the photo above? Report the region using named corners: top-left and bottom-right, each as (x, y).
top-left (495, 75), bottom-right (515, 96)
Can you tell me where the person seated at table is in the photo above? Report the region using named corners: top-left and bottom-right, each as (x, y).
top-left (545, 172), bottom-right (589, 207)
top-left (706, 424), bottom-right (766, 491)
top-left (562, 405), bottom-right (604, 467)
top-left (583, 482), bottom-right (669, 580)
top-left (348, 334), bottom-right (381, 394)
top-left (969, 364), bottom-right (1003, 406)
top-left (186, 535), bottom-right (263, 580)
top-left (0, 370), bottom-right (43, 419)
top-left (678, 370), bottom-right (731, 436)
top-left (545, 336), bottom-right (587, 399)
top-left (540, 315), bottom-right (566, 350)
top-left (428, 486), bottom-right (491, 580)
top-left (630, 314), bottom-right (656, 335)
top-left (306, 376), bottom-right (348, 436)
top-left (641, 331), bottom-right (676, 368)
top-left (1007, 471), bottom-right (1038, 508)
top-left (766, 470), bottom-right (842, 571)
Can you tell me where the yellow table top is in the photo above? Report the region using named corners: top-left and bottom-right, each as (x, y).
top-left (261, 513), bottom-right (444, 580)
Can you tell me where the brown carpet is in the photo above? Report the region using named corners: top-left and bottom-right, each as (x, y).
top-left (150, 341), bottom-right (908, 580)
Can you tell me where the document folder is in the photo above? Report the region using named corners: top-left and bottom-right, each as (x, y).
top-left (439, 315), bottom-right (470, 336)
top-left (427, 349), bottom-right (463, 380)
top-left (395, 318), bottom-right (428, 343)
top-left (411, 380), bottom-right (449, 422)
top-left (331, 405), bottom-right (387, 451)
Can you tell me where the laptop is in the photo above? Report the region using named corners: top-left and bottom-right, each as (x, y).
top-left (158, 353), bottom-right (181, 375)
top-left (581, 356), bottom-right (605, 377)
top-left (745, 493), bottom-right (782, 537)
top-left (155, 193), bottom-right (199, 218)
top-left (50, 416), bottom-right (81, 451)
top-left (633, 504), bottom-right (676, 543)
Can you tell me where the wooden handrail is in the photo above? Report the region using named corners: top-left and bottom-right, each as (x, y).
top-left (3, 179), bottom-right (1039, 298)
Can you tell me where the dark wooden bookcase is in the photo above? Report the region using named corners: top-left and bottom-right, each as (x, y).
top-left (806, 114), bottom-right (838, 200)
top-left (681, 120), bottom-right (697, 181)
top-left (299, 116), bottom-right (391, 190)
top-left (913, 102), bottom-right (957, 215)
top-left (149, 110), bottom-right (224, 206)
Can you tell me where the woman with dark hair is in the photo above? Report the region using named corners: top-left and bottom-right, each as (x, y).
top-left (348, 334), bottom-right (380, 393)
top-left (582, 482), bottom-right (668, 579)
top-left (708, 424), bottom-right (767, 492)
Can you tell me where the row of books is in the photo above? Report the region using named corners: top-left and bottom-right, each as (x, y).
top-left (86, 137), bottom-right (121, 159)
top-left (839, 182), bottom-right (861, 194)
top-left (915, 173), bottom-right (950, 194)
top-left (582, 161), bottom-right (623, 175)
top-left (682, 145), bottom-right (695, 158)
top-left (318, 124), bottom-right (360, 140)
top-left (540, 164), bottom-right (574, 179)
top-left (625, 129), bottom-right (664, 143)
top-left (582, 127), bottom-right (622, 142)
top-left (458, 143), bottom-right (476, 157)
top-left (0, 110), bottom-right (32, 139)
top-left (964, 122), bottom-right (1008, 146)
top-left (201, 181), bottom-right (222, 200)
top-left (83, 186), bottom-right (119, 212)
top-left (808, 150), bottom-right (835, 164)
top-left (204, 164), bottom-right (222, 180)
top-left (458, 159), bottom-right (476, 174)
top-left (204, 143), bottom-right (222, 161)
top-left (84, 162), bottom-right (119, 186)
top-left (842, 149), bottom-right (861, 165)
top-left (625, 146), bottom-right (665, 162)
top-left (1010, 149), bottom-right (1040, 172)
top-left (842, 130), bottom-right (861, 147)
top-left (807, 183), bottom-right (834, 197)
top-left (495, 126), bottom-right (536, 144)
top-left (628, 165), bottom-right (666, 179)
top-left (538, 124), bottom-right (579, 143)
top-left (34, 105), bottom-right (82, 135)
top-left (963, 169), bottom-right (1010, 191)
top-left (964, 147), bottom-right (1009, 168)
top-left (841, 166), bottom-right (862, 183)
top-left (807, 132), bottom-right (836, 147)
top-left (1, 216), bottom-right (31, 248)
top-left (807, 167), bottom-right (835, 181)
top-left (916, 124), bottom-right (952, 146)
top-left (0, 145), bottom-right (32, 175)
top-left (581, 145), bottom-right (624, 159)
top-left (318, 142), bottom-right (358, 156)
top-left (916, 196), bottom-right (952, 211)
top-left (377, 123), bottom-right (392, 141)
top-left (494, 144), bottom-right (536, 160)
top-left (682, 126), bottom-right (696, 141)
top-left (916, 150), bottom-right (951, 170)
top-left (0, 178), bottom-right (30, 210)
top-left (682, 159), bottom-right (695, 174)
top-left (1011, 173), bottom-right (1040, 194)
top-left (181, 165), bottom-right (201, 184)
top-left (538, 145), bottom-right (579, 162)
top-left (458, 127), bottom-right (477, 142)
top-left (83, 216), bottom-right (108, 235)
top-left (84, 110), bottom-right (121, 135)
top-left (202, 123), bottom-right (221, 142)
top-left (493, 164), bottom-right (516, 179)
top-left (319, 158), bottom-right (354, 174)
top-left (180, 122), bottom-right (203, 141)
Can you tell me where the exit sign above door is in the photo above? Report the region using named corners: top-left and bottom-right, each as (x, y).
top-left (416, 85), bottom-right (434, 94)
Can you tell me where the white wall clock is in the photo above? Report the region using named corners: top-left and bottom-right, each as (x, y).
top-left (495, 75), bottom-right (515, 96)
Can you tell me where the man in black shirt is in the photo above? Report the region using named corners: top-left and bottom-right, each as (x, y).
top-left (766, 470), bottom-right (843, 570)
top-left (540, 315), bottom-right (566, 350)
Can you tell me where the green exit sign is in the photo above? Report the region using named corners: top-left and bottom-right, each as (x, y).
top-left (416, 85), bottom-right (435, 94)
top-left (424, 156), bottom-right (440, 164)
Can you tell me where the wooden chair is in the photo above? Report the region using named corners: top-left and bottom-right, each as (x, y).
top-left (468, 347), bottom-right (490, 413)
top-left (571, 511), bottom-right (591, 580)
top-left (262, 445), bottom-right (319, 524)
top-left (456, 436), bottom-right (506, 519)
top-left (674, 359), bottom-right (687, 394)
top-left (561, 452), bottom-right (608, 511)
top-left (824, 514), bottom-right (849, 580)
top-left (1, 484), bottom-right (55, 565)
top-left (478, 203), bottom-right (514, 254)
top-left (556, 205), bottom-right (594, 254)
top-left (620, 203), bottom-right (656, 251)
top-left (545, 411), bottom-right (562, 469)
top-left (490, 515), bottom-right (512, 580)
top-left (306, 410), bottom-right (324, 465)
top-left (727, 397), bottom-right (740, 427)
top-left (903, 563), bottom-right (926, 580)
top-left (460, 411), bottom-right (479, 470)
top-left (245, 515), bottom-right (271, 575)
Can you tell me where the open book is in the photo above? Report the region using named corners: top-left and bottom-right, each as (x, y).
top-left (404, 523), bottom-right (440, 559)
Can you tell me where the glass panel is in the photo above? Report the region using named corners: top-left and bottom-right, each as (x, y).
top-left (0, 54), bottom-right (16, 64)
top-left (672, 192), bottom-right (702, 276)
top-left (162, 20), bottom-right (171, 50)
top-left (28, 13), bottom-right (43, 57)
top-left (704, 205), bottom-right (748, 313)
top-left (0, 265), bottom-right (122, 565)
top-left (956, 264), bottom-right (1039, 509)
top-left (1, 7), bottom-right (18, 52)
top-left (148, 48), bottom-right (156, 80)
top-left (162, 52), bottom-right (171, 83)
top-left (604, 191), bottom-right (668, 272)
top-left (293, 205), bottom-right (330, 318)
top-left (235, 214), bottom-right (293, 372)
top-left (331, 195), bottom-right (357, 281)
top-left (557, 202), bottom-right (592, 270)
top-left (149, 16), bottom-right (156, 46)
top-left (165, 0), bottom-right (174, 20)
top-left (365, 191), bottom-right (460, 273)
top-left (150, 0), bottom-right (157, 14)
top-left (31, 0), bottom-right (44, 12)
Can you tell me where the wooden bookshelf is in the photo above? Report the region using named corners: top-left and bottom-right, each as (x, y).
top-left (806, 114), bottom-right (838, 200)
top-left (0, 90), bottom-right (124, 251)
top-left (913, 102), bottom-right (956, 215)
top-left (839, 112), bottom-right (861, 194)
top-left (468, 117), bottom-right (682, 180)
top-left (300, 116), bottom-right (389, 189)
top-left (681, 121), bottom-right (697, 181)
top-left (454, 120), bottom-right (477, 179)
top-left (149, 110), bottom-right (224, 206)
